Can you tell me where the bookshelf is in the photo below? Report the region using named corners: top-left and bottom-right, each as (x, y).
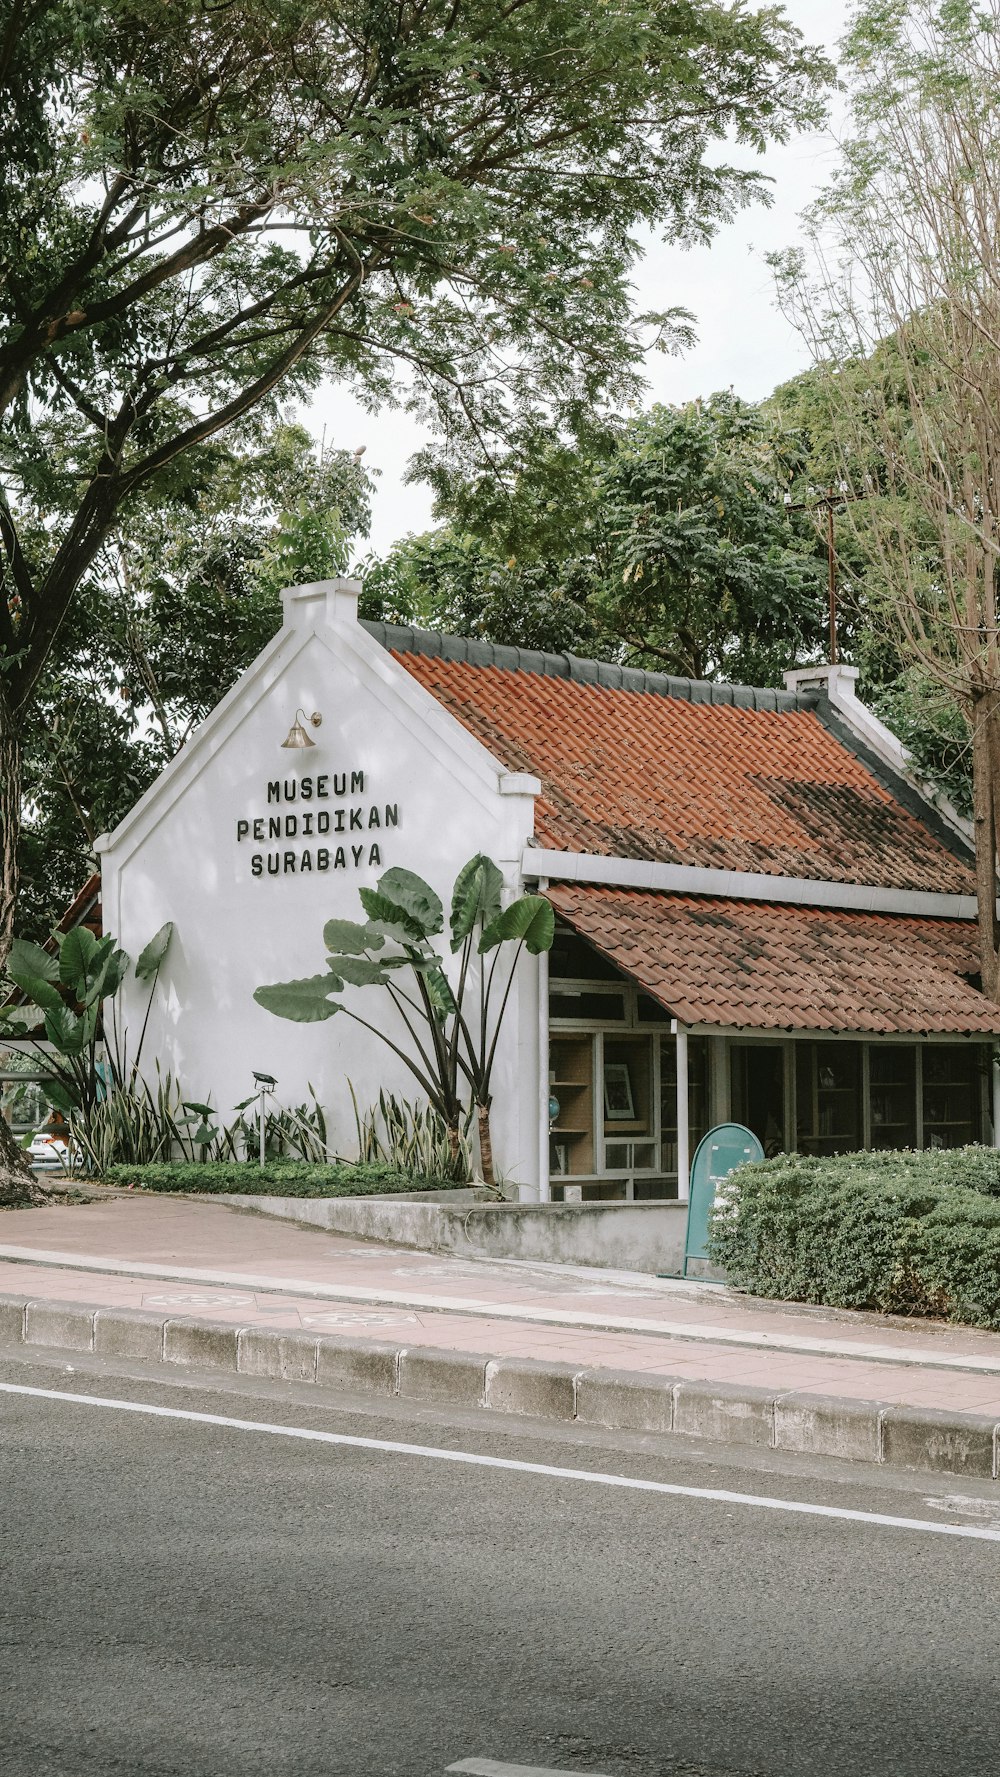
top-left (868, 1044), bottom-right (917, 1150)
top-left (921, 1045), bottom-right (979, 1148)
top-left (548, 1033), bottom-right (595, 1178)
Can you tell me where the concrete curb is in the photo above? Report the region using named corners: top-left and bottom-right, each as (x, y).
top-left (2, 1291), bottom-right (998, 1480)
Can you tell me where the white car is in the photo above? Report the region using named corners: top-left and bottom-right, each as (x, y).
top-left (26, 1128), bottom-right (73, 1173)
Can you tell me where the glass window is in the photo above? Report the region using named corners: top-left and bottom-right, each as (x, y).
top-left (795, 1041), bottom-right (861, 1156)
top-left (922, 1045), bottom-right (983, 1149)
top-left (602, 1036), bottom-right (655, 1172)
top-left (549, 988), bottom-right (626, 1022)
top-left (869, 1045), bottom-right (917, 1150)
top-left (733, 1042), bottom-right (788, 1157)
top-left (549, 925), bottom-right (622, 982)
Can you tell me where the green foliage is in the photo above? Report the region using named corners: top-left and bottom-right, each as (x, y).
top-left (0, 0), bottom-right (831, 721)
top-left (101, 1160), bottom-right (469, 1196)
top-left (0, 917), bottom-right (179, 1170)
top-left (709, 1148), bottom-right (1000, 1328)
top-left (16, 424), bottom-right (373, 939)
top-left (229, 1087), bottom-right (330, 1163)
top-left (370, 394), bottom-right (830, 683)
top-left (70, 1071), bottom-right (235, 1174)
top-left (351, 1086), bottom-right (473, 1183)
top-left (252, 974), bottom-right (342, 1023)
top-left (256, 852), bottom-right (554, 1183)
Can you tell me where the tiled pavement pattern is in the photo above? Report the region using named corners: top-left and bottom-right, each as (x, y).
top-left (393, 647), bottom-right (972, 893)
top-left (546, 884), bottom-right (1000, 1035)
top-left (5, 1195), bottom-right (1000, 1416)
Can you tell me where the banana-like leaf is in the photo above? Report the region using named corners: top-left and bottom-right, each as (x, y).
top-left (479, 894), bottom-right (556, 956)
top-left (44, 1002), bottom-right (90, 1056)
top-left (323, 917), bottom-right (385, 955)
top-left (325, 954), bottom-right (390, 987)
top-left (358, 889), bottom-right (429, 943)
top-left (422, 962), bottom-right (458, 1017)
top-left (254, 975), bottom-right (342, 1022)
top-left (450, 853), bottom-right (504, 951)
top-left (43, 1077), bottom-right (81, 1116)
top-left (11, 972), bottom-right (64, 1015)
top-left (135, 922), bottom-right (174, 982)
top-left (92, 946), bottom-right (129, 1004)
top-left (57, 925), bottom-right (98, 989)
top-left (376, 866), bottom-right (443, 937)
top-left (7, 936), bottom-right (60, 990)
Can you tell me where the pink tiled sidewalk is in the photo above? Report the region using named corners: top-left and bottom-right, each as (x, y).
top-left (4, 1193), bottom-right (1000, 1416)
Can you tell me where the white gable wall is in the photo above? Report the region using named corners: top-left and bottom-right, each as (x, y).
top-left (97, 581), bottom-right (542, 1191)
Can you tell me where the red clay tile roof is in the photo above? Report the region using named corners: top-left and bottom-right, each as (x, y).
top-left (548, 884), bottom-right (1000, 1034)
top-left (392, 649), bottom-right (972, 895)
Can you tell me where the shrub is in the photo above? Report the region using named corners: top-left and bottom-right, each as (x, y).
top-left (102, 1160), bottom-right (471, 1197)
top-left (351, 1086), bottom-right (473, 1182)
top-left (708, 1146), bottom-right (1000, 1328)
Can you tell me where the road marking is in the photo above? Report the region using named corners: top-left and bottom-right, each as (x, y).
top-left (447, 1762), bottom-right (609, 1775)
top-left (2, 1380), bottom-right (999, 1544)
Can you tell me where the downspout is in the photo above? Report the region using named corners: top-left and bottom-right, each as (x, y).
top-left (993, 1054), bottom-right (1000, 1149)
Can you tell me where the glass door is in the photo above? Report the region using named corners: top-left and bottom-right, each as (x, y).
top-left (731, 1042), bottom-right (788, 1157)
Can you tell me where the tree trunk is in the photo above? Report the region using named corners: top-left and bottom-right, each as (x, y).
top-left (0, 694), bottom-right (43, 1206)
top-left (446, 1121), bottom-right (462, 1179)
top-left (971, 689), bottom-right (1000, 1001)
top-left (476, 1101), bottom-right (496, 1190)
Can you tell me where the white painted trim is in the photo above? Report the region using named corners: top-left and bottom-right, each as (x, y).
top-left (783, 662), bottom-right (972, 846)
top-left (680, 1025), bottom-right (998, 1043)
top-left (674, 1023), bottom-right (690, 1203)
top-left (537, 884), bottom-right (550, 1204)
top-left (524, 848), bottom-right (977, 920)
top-left (98, 597), bottom-right (539, 867)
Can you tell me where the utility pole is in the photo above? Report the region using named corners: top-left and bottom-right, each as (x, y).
top-left (784, 482), bottom-right (861, 665)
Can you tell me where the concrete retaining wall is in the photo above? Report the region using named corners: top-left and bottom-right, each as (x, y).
top-left (216, 1192), bottom-right (688, 1275)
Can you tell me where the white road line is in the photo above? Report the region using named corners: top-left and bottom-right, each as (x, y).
top-left (447, 1762), bottom-right (609, 1775)
top-left (1, 1380), bottom-right (999, 1543)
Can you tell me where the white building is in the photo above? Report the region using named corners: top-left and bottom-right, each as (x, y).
top-left (98, 577), bottom-right (1000, 1198)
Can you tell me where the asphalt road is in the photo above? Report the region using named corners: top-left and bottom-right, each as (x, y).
top-left (2, 1350), bottom-right (1000, 1777)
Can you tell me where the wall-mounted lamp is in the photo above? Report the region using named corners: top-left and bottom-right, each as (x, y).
top-left (281, 709), bottom-right (322, 750)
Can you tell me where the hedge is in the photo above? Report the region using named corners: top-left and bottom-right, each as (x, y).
top-left (102, 1160), bottom-right (471, 1197)
top-left (707, 1146), bottom-right (1000, 1329)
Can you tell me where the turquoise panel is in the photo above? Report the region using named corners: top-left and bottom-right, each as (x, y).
top-left (684, 1122), bottom-right (764, 1269)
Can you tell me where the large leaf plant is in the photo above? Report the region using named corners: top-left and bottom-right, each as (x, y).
top-left (255, 856), bottom-right (554, 1187)
top-left (0, 920), bottom-right (174, 1140)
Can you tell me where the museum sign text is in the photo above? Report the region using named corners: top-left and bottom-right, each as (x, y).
top-left (236, 771), bottom-right (398, 877)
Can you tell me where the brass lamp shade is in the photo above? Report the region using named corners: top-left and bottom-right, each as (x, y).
top-left (281, 708), bottom-right (322, 749)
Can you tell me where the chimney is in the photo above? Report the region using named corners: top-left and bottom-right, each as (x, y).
top-left (280, 577), bottom-right (361, 630)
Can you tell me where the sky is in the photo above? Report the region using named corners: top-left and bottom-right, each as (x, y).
top-left (302, 0), bottom-right (851, 556)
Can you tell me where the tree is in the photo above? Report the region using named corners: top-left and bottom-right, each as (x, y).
top-left (18, 420), bottom-right (373, 938)
top-left (772, 0), bottom-right (1000, 996)
top-left (370, 394), bottom-right (829, 682)
top-left (0, 0), bottom-right (828, 1196)
top-left (767, 364), bottom-right (975, 815)
top-left (255, 856), bottom-right (555, 1187)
